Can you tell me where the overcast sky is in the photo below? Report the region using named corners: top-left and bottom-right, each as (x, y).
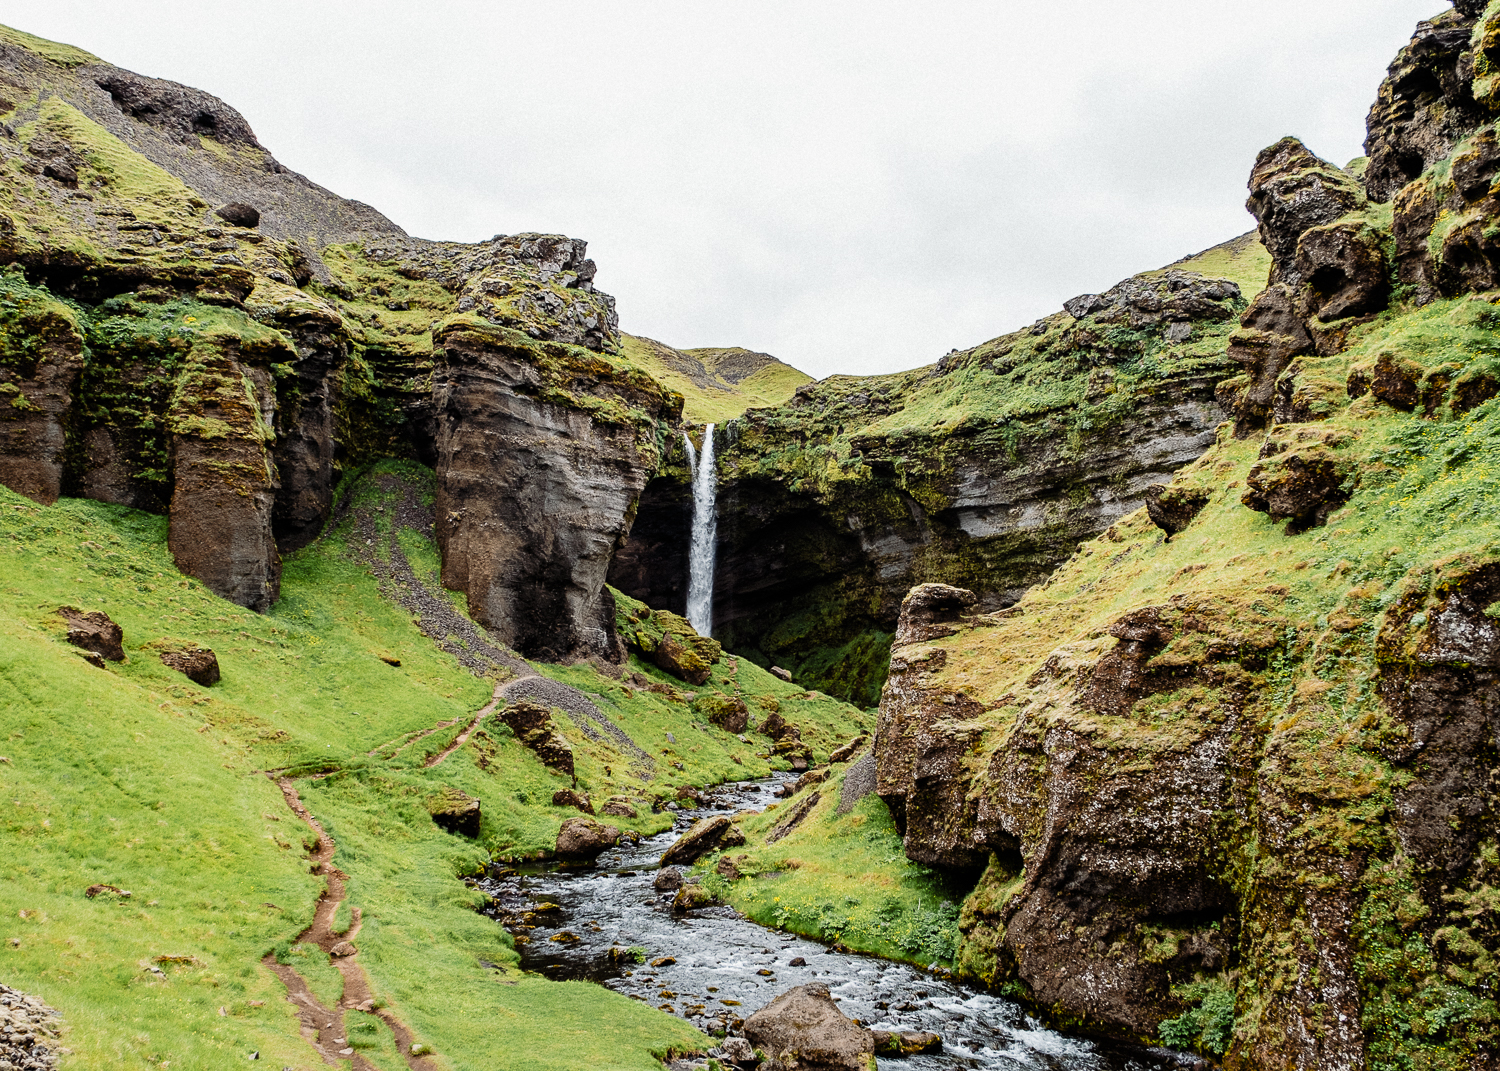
top-left (8, 1), bottom-right (1448, 377)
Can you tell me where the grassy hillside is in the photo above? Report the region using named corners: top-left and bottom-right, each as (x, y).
top-left (0, 462), bottom-right (870, 1070)
top-left (618, 334), bottom-right (812, 424)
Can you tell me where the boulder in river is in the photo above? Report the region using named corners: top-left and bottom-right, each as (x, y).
top-left (872, 1030), bottom-right (942, 1056)
top-left (555, 816), bottom-right (620, 861)
top-left (672, 884), bottom-right (715, 911)
top-left (660, 814), bottom-right (736, 866)
top-left (654, 865), bottom-right (684, 892)
top-left (744, 982), bottom-right (875, 1071)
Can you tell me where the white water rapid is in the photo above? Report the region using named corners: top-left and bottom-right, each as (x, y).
top-left (684, 424), bottom-right (718, 637)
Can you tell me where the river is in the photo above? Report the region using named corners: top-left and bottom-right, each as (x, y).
top-left (477, 776), bottom-right (1195, 1071)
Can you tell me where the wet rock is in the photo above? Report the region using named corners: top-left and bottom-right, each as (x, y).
top-left (718, 1036), bottom-right (756, 1066)
top-left (694, 691), bottom-right (749, 733)
top-left (498, 699), bottom-right (576, 779)
top-left (1142, 484), bottom-right (1210, 539)
top-left (828, 735), bottom-right (868, 764)
top-left (552, 788), bottom-right (594, 814)
top-left (555, 817), bottom-right (620, 861)
top-left (56, 606), bottom-right (124, 662)
top-left (661, 815), bottom-right (737, 866)
top-left (871, 1030), bottom-right (942, 1056)
top-left (655, 633), bottom-right (712, 686)
top-left (654, 865), bottom-right (685, 892)
top-left (160, 647), bottom-right (220, 686)
top-left (672, 884), bottom-right (716, 911)
top-left (214, 202), bottom-right (260, 228)
top-left (427, 788), bottom-right (481, 838)
top-left (743, 982), bottom-right (875, 1071)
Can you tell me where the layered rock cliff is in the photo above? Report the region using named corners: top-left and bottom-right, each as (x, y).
top-left (0, 24), bottom-right (665, 655)
top-left (613, 248), bottom-right (1266, 705)
top-left (870, 6), bottom-right (1500, 1067)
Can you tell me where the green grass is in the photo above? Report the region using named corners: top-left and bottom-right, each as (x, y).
top-left (0, 22), bottom-right (100, 67)
top-left (0, 461), bottom-right (871, 1068)
top-left (703, 763), bottom-right (965, 969)
top-left (1159, 231), bottom-right (1273, 302)
top-left (618, 334), bottom-right (810, 424)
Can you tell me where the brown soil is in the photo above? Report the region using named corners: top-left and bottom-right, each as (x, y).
top-left (267, 777), bottom-right (437, 1070)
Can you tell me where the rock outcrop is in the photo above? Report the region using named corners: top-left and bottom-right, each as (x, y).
top-left (497, 699), bottom-right (576, 779)
top-left (160, 647), bottom-right (220, 686)
top-left (57, 606), bottom-right (124, 662)
top-left (659, 815), bottom-right (745, 866)
top-left (426, 788), bottom-right (482, 838)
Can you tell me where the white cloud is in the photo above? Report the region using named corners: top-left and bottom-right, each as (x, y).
top-left (9, 0), bottom-right (1448, 376)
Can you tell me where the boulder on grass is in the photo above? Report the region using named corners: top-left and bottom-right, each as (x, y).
top-left (601, 795), bottom-right (639, 818)
top-left (693, 691), bottom-right (749, 733)
top-left (555, 817), bottom-right (620, 861)
top-left (57, 606), bottom-right (124, 662)
top-left (427, 788), bottom-right (481, 838)
top-left (552, 788), bottom-right (594, 814)
top-left (744, 982), bottom-right (875, 1071)
top-left (499, 699), bottom-right (576, 779)
top-left (654, 633), bottom-right (711, 685)
top-left (161, 647), bottom-right (220, 686)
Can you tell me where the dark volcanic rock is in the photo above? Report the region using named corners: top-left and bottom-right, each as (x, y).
top-left (552, 788), bottom-right (593, 814)
top-left (653, 865), bottom-right (684, 892)
top-left (427, 788), bottom-right (481, 838)
top-left (160, 647), bottom-right (220, 685)
top-left (893, 583), bottom-right (977, 646)
top-left (432, 318), bottom-right (676, 663)
top-left (57, 606), bottom-right (124, 662)
top-left (498, 698), bottom-right (576, 779)
top-left (214, 202), bottom-right (260, 228)
top-left (0, 293), bottom-right (85, 505)
top-left (1142, 483), bottom-right (1210, 538)
top-left (659, 815), bottom-right (736, 866)
top-left (1364, 8), bottom-right (1492, 203)
top-left (1241, 427), bottom-right (1355, 534)
top-left (555, 816), bottom-right (619, 861)
top-left (1247, 138), bottom-right (1368, 289)
top-left (743, 983), bottom-right (874, 1071)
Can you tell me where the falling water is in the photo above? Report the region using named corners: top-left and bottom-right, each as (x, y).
top-left (684, 424), bottom-right (718, 636)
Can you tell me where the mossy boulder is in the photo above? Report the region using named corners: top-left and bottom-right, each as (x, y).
top-left (693, 691), bottom-right (749, 733)
top-left (426, 789), bottom-right (481, 838)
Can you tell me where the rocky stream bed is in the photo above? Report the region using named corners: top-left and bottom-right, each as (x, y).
top-left (478, 778), bottom-right (1199, 1071)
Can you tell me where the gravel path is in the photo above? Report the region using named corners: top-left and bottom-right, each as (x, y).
top-left (333, 470), bottom-right (653, 779)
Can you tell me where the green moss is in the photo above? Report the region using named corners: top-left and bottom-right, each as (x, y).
top-left (0, 22), bottom-right (100, 67)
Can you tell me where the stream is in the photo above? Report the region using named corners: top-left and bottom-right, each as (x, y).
top-left (477, 776), bottom-right (1195, 1071)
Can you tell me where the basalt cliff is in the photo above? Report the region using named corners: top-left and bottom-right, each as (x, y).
top-left (2, 6), bottom-right (1500, 1071)
top-left (868, 5), bottom-right (1500, 1068)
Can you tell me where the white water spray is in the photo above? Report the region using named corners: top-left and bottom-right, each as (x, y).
top-left (684, 424), bottom-right (718, 636)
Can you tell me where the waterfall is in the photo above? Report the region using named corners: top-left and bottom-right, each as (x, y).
top-left (684, 424), bottom-right (718, 637)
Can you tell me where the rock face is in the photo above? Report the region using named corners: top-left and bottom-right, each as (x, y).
top-left (0, 35), bottom-right (666, 654)
top-left (612, 263), bottom-right (1245, 706)
top-left (742, 983), bottom-right (875, 1071)
top-left (160, 647), bottom-right (220, 686)
top-left (554, 817), bottom-right (619, 861)
top-left (57, 606), bottom-right (124, 662)
top-left (432, 319), bottom-right (676, 663)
